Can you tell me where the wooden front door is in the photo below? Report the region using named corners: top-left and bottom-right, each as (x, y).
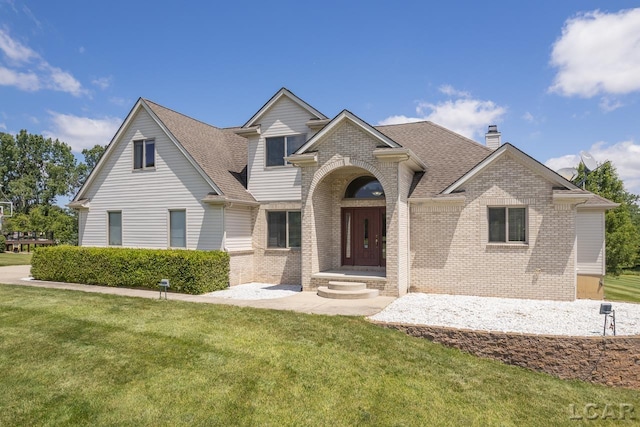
top-left (342, 207), bottom-right (386, 267)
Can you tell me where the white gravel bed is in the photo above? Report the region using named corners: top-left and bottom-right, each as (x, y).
top-left (369, 293), bottom-right (640, 336)
top-left (204, 282), bottom-right (301, 300)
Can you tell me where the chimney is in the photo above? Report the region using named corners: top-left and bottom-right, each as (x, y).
top-left (485, 125), bottom-right (501, 150)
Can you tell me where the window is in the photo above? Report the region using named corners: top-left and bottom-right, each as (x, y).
top-left (108, 211), bottom-right (122, 246)
top-left (488, 207), bottom-right (527, 243)
top-left (133, 139), bottom-right (155, 169)
top-left (170, 210), bottom-right (186, 248)
top-left (265, 135), bottom-right (306, 167)
top-left (345, 176), bottom-right (384, 198)
top-left (267, 211), bottom-right (301, 248)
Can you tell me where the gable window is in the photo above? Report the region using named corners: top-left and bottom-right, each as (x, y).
top-left (488, 207), bottom-right (527, 243)
top-left (169, 210), bottom-right (186, 248)
top-left (267, 211), bottom-right (301, 248)
top-left (266, 135), bottom-right (306, 167)
top-left (133, 139), bottom-right (155, 169)
top-left (108, 211), bottom-right (122, 246)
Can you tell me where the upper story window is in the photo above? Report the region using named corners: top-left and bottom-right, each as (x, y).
top-left (266, 134), bottom-right (306, 167)
top-left (488, 207), bottom-right (527, 243)
top-left (345, 176), bottom-right (384, 198)
top-left (133, 139), bottom-right (155, 170)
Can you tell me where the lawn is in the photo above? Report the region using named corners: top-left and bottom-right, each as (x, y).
top-left (1, 285), bottom-right (638, 426)
top-left (0, 252), bottom-right (33, 266)
top-left (605, 273), bottom-right (640, 303)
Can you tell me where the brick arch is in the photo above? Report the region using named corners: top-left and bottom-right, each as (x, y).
top-left (307, 158), bottom-right (391, 201)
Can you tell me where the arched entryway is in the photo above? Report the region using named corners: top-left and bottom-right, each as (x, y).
top-left (342, 176), bottom-right (386, 267)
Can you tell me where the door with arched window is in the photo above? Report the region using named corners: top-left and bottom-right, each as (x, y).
top-left (342, 177), bottom-right (386, 267)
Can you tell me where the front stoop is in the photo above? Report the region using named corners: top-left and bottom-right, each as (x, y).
top-left (317, 281), bottom-right (380, 299)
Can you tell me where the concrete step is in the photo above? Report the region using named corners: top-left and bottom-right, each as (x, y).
top-left (317, 286), bottom-right (379, 299)
top-left (327, 281), bottom-right (367, 291)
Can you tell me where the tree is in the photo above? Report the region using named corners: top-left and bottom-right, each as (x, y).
top-left (575, 161), bottom-right (640, 274)
top-left (2, 205), bottom-right (78, 245)
top-left (0, 130), bottom-right (80, 214)
top-left (78, 144), bottom-right (106, 184)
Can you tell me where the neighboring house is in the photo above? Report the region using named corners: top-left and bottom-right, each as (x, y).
top-left (70, 88), bottom-right (616, 301)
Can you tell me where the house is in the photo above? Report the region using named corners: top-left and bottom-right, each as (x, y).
top-left (70, 88), bottom-right (616, 301)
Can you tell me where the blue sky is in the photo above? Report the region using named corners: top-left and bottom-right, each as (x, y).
top-left (1, 0), bottom-right (640, 197)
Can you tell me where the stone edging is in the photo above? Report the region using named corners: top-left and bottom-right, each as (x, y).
top-left (373, 322), bottom-right (640, 389)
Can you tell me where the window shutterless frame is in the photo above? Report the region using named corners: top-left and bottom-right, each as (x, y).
top-left (107, 211), bottom-right (122, 246)
top-left (266, 210), bottom-right (301, 248)
top-left (133, 139), bottom-right (155, 170)
top-left (265, 134), bottom-right (306, 167)
top-left (168, 209), bottom-right (187, 248)
top-left (488, 206), bottom-right (527, 243)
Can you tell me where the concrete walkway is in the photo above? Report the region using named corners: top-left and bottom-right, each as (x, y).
top-left (0, 265), bottom-right (395, 316)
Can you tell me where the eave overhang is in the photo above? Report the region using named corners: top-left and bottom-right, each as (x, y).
top-left (373, 147), bottom-right (426, 172)
top-left (233, 125), bottom-right (260, 137)
top-left (67, 198), bottom-right (90, 210)
top-left (201, 194), bottom-right (260, 207)
top-left (284, 152), bottom-right (318, 167)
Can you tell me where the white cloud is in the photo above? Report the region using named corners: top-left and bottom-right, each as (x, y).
top-left (598, 97), bottom-right (623, 112)
top-left (549, 8), bottom-right (640, 98)
top-left (0, 28), bottom-right (87, 96)
top-left (439, 84), bottom-right (471, 98)
top-left (92, 76), bottom-right (111, 90)
top-left (0, 123), bottom-right (6, 130)
top-left (522, 112), bottom-right (535, 123)
top-left (0, 28), bottom-right (37, 63)
top-left (379, 87), bottom-right (506, 140)
top-left (0, 65), bottom-right (39, 91)
top-left (43, 112), bottom-right (122, 152)
top-left (545, 140), bottom-right (640, 195)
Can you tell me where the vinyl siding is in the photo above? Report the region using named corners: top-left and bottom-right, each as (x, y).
top-left (247, 97), bottom-right (318, 201)
top-left (80, 108), bottom-right (224, 250)
top-left (78, 210), bottom-right (87, 245)
top-left (577, 211), bottom-right (605, 275)
top-left (225, 207), bottom-right (253, 251)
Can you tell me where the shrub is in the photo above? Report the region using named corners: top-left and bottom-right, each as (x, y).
top-left (31, 246), bottom-right (229, 294)
top-left (0, 234), bottom-right (5, 252)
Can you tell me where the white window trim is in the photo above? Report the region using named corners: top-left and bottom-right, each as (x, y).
top-left (264, 134), bottom-right (306, 168)
top-left (133, 138), bottom-right (156, 171)
top-left (107, 210), bottom-right (122, 246)
top-left (266, 210), bottom-right (301, 249)
top-left (487, 206), bottom-right (528, 245)
top-left (168, 209), bottom-right (187, 249)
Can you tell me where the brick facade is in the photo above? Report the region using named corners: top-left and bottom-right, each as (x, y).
top-left (409, 153), bottom-right (577, 300)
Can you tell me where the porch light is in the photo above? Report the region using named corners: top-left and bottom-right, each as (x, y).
top-left (600, 303), bottom-right (616, 336)
top-left (372, 191), bottom-right (384, 197)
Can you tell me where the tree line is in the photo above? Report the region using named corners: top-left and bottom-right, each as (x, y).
top-left (0, 130), bottom-right (105, 245)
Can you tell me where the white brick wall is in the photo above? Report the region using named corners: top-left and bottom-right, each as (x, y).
top-left (409, 153), bottom-right (577, 301)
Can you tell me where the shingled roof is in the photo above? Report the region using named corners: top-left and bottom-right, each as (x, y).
top-left (375, 121), bottom-right (493, 197)
top-left (143, 99), bottom-right (254, 203)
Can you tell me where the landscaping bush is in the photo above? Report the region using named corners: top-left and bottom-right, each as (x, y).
top-left (31, 246), bottom-right (229, 294)
top-left (0, 234), bottom-right (5, 252)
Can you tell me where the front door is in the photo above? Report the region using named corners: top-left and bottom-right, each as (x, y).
top-left (342, 207), bottom-right (386, 267)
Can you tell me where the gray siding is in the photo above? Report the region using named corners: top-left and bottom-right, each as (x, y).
top-left (225, 207), bottom-right (253, 251)
top-left (577, 210), bottom-right (605, 275)
top-left (80, 108), bottom-right (224, 250)
top-left (247, 97), bottom-right (318, 201)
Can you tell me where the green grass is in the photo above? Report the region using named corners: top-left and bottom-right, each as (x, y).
top-left (1, 286), bottom-right (638, 426)
top-left (605, 273), bottom-right (640, 303)
top-left (0, 252), bottom-right (33, 266)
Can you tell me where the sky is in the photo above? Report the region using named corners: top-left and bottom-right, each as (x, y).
top-left (1, 0), bottom-right (640, 199)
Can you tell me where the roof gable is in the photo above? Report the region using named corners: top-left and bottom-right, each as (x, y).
top-left (75, 98), bottom-right (254, 203)
top-left (297, 110), bottom-right (401, 154)
top-left (442, 143), bottom-right (580, 194)
top-left (243, 87), bottom-right (327, 128)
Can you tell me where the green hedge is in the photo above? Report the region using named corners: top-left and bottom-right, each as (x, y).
top-left (31, 246), bottom-right (229, 294)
